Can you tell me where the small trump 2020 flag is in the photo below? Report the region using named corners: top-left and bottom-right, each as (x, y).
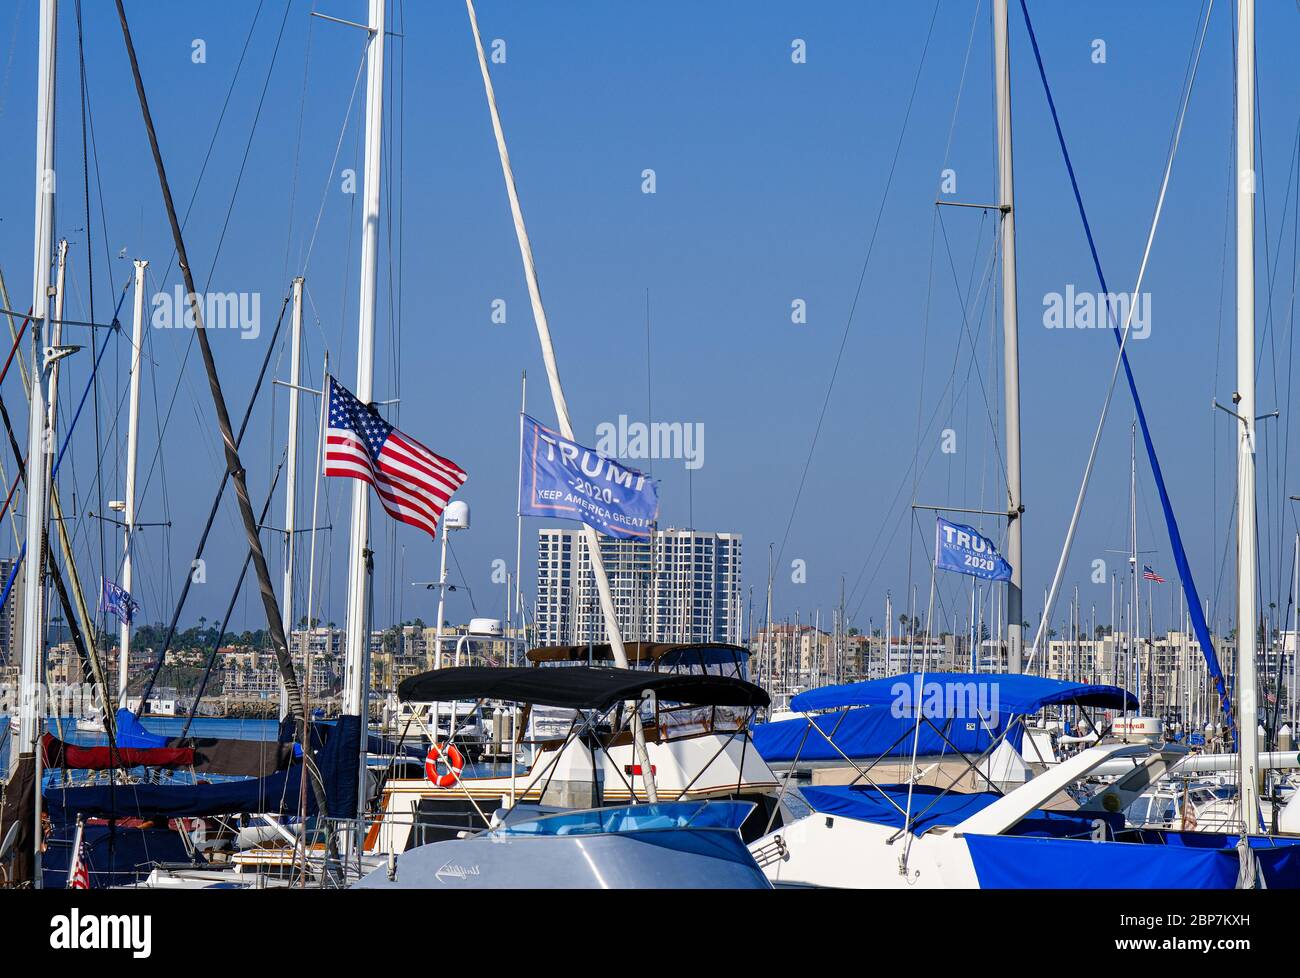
top-left (100, 577), bottom-right (139, 625)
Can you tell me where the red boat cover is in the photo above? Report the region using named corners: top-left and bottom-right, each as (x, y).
top-left (41, 733), bottom-right (195, 771)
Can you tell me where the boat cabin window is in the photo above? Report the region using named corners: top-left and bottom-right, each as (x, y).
top-left (1124, 796), bottom-right (1150, 825)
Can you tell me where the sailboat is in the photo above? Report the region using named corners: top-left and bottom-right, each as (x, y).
top-left (747, 0), bottom-right (1300, 888)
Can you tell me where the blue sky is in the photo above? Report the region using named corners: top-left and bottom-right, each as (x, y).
top-left (1, 0), bottom-right (1298, 646)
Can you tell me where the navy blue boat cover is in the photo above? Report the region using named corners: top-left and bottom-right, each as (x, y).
top-left (800, 783), bottom-right (1123, 838)
top-left (44, 715), bottom-right (362, 822)
top-left (966, 831), bottom-right (1300, 888)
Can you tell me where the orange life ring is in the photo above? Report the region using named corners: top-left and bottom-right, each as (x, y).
top-left (424, 742), bottom-right (465, 788)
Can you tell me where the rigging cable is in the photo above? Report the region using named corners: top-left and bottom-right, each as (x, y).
top-left (1016, 0), bottom-right (1235, 740)
top-left (774, 0), bottom-right (942, 570)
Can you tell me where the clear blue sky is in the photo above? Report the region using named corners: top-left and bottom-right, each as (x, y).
top-left (1, 0), bottom-right (1298, 645)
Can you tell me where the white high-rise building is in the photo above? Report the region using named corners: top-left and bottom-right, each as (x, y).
top-left (535, 528), bottom-right (742, 647)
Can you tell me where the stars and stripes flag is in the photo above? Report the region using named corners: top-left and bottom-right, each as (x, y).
top-left (1143, 564), bottom-right (1166, 584)
top-left (323, 375), bottom-right (466, 541)
top-left (67, 819), bottom-right (90, 890)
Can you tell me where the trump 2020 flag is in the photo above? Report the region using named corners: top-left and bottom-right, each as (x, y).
top-left (518, 414), bottom-right (658, 540)
top-left (100, 577), bottom-right (139, 625)
top-left (935, 517), bottom-right (1012, 582)
top-left (324, 375), bottom-right (467, 541)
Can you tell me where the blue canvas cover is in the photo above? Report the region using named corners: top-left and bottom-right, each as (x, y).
top-left (965, 831), bottom-right (1300, 889)
top-left (42, 821), bottom-right (200, 889)
top-left (799, 783), bottom-right (1123, 838)
top-left (752, 705), bottom-right (1012, 763)
top-left (113, 708), bottom-right (170, 748)
top-left (802, 784), bottom-right (999, 833)
top-left (45, 715), bottom-right (361, 822)
top-left (791, 673), bottom-right (1137, 715)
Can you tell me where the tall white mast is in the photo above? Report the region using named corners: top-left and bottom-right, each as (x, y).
top-left (118, 257), bottom-right (148, 706)
top-left (1235, 0), bottom-right (1260, 829)
top-left (764, 544), bottom-right (774, 689)
top-left (465, 0), bottom-right (657, 800)
top-left (342, 0), bottom-right (385, 724)
top-left (280, 275), bottom-right (304, 718)
top-left (993, 0), bottom-right (1024, 674)
top-left (1292, 532), bottom-right (1298, 730)
top-left (17, 0), bottom-right (58, 887)
top-left (1130, 420), bottom-right (1140, 706)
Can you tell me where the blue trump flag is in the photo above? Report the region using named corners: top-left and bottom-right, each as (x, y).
top-left (100, 577), bottom-right (140, 625)
top-left (518, 414), bottom-right (658, 539)
top-left (934, 517), bottom-right (1012, 582)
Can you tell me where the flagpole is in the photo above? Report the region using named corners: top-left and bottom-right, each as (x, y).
top-left (467, 0), bottom-right (657, 801)
top-left (67, 816), bottom-right (84, 889)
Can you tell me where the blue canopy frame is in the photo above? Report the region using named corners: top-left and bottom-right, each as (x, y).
top-left (790, 673), bottom-right (1138, 715)
top-left (755, 673), bottom-right (1139, 839)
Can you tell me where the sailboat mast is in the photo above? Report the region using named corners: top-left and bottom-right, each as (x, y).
top-left (280, 275), bottom-right (304, 718)
top-left (342, 0), bottom-right (386, 724)
top-left (993, 0), bottom-right (1024, 674)
top-left (17, 0), bottom-right (58, 886)
top-left (765, 543), bottom-right (774, 689)
top-left (1131, 420), bottom-right (1140, 705)
top-left (117, 257), bottom-right (148, 707)
top-left (465, 0), bottom-right (658, 800)
top-left (1236, 0), bottom-right (1260, 827)
top-left (513, 370), bottom-right (525, 657)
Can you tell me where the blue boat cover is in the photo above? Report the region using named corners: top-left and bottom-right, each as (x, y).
top-left (44, 715), bottom-right (362, 822)
top-left (799, 783), bottom-right (1122, 838)
top-left (113, 708), bottom-right (170, 748)
top-left (41, 821), bottom-right (201, 889)
top-left (966, 831), bottom-right (1300, 889)
top-left (802, 784), bottom-right (997, 833)
top-left (752, 705), bottom-right (1012, 763)
top-left (791, 672), bottom-right (1137, 715)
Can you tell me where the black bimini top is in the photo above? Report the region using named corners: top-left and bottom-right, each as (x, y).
top-left (525, 642), bottom-right (750, 667)
top-left (397, 665), bottom-right (770, 711)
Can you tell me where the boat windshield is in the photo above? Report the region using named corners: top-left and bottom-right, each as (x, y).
top-left (489, 801), bottom-right (755, 838)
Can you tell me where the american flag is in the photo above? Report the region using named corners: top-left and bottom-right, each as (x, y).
top-left (67, 820), bottom-right (90, 890)
top-left (1143, 564), bottom-right (1166, 584)
top-left (324, 375), bottom-right (467, 541)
